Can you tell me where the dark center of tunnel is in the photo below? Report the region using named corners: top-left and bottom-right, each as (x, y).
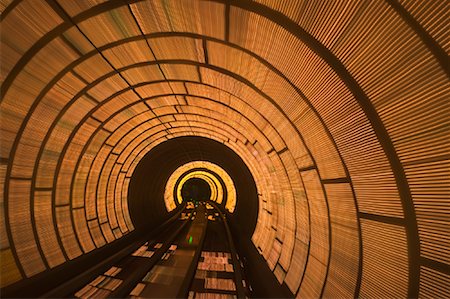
top-left (128, 136), bottom-right (259, 239)
top-left (181, 177), bottom-right (211, 202)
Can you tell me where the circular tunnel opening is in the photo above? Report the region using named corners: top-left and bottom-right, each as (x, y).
top-left (181, 177), bottom-right (212, 203)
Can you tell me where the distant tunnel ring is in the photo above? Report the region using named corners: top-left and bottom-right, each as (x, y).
top-left (164, 161), bottom-right (237, 213)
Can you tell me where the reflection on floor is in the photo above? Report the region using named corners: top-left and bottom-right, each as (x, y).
top-left (189, 251), bottom-right (237, 299)
top-left (74, 266), bottom-right (123, 298)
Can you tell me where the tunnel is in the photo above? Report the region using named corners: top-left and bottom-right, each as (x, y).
top-left (0, 0), bottom-right (449, 298)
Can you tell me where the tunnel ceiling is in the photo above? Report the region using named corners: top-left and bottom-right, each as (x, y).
top-left (0, 0), bottom-right (449, 298)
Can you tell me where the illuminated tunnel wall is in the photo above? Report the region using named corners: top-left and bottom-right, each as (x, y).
top-left (0, 0), bottom-right (449, 298)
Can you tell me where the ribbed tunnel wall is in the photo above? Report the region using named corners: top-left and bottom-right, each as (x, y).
top-left (0, 0), bottom-right (449, 297)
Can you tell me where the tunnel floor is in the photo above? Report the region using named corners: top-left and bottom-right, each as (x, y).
top-left (69, 202), bottom-right (250, 299)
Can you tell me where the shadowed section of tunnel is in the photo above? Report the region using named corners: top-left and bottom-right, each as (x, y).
top-left (128, 136), bottom-right (258, 239)
top-left (181, 178), bottom-right (212, 202)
